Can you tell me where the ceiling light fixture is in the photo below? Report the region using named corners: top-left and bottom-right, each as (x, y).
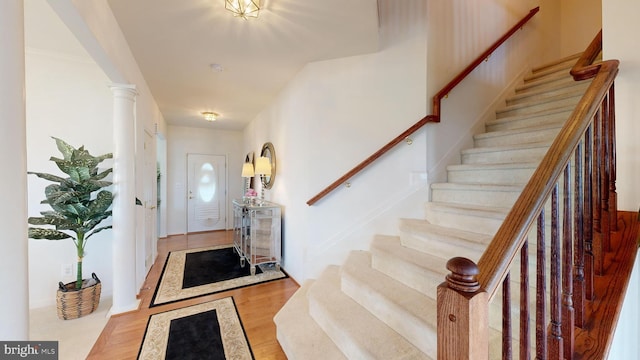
top-left (225, 0), bottom-right (260, 20)
top-left (202, 111), bottom-right (219, 121)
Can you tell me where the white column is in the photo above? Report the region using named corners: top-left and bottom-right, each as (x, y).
top-left (0, 0), bottom-right (29, 340)
top-left (110, 84), bottom-right (140, 314)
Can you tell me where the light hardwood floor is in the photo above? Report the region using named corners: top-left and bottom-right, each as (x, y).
top-left (87, 231), bottom-right (299, 359)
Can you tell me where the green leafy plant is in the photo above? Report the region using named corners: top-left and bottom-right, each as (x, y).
top-left (27, 137), bottom-right (113, 290)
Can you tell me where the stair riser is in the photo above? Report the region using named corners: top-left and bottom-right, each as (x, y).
top-left (474, 127), bottom-right (560, 148)
top-left (308, 268), bottom-right (430, 360)
top-left (486, 111), bottom-right (569, 132)
top-left (431, 188), bottom-right (521, 208)
top-left (370, 250), bottom-right (442, 298)
top-left (462, 146), bottom-right (548, 164)
top-left (425, 207), bottom-right (504, 235)
top-left (496, 95), bottom-right (581, 118)
top-left (274, 282), bottom-right (348, 360)
top-left (307, 299), bottom-right (369, 360)
top-left (402, 223), bottom-right (556, 264)
top-left (341, 272), bottom-right (436, 355)
top-left (400, 232), bottom-right (484, 261)
top-left (447, 167), bottom-right (536, 185)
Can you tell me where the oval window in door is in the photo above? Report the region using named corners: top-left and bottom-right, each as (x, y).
top-left (198, 162), bottom-right (216, 202)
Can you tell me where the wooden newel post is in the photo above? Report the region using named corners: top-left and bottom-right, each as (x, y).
top-left (438, 257), bottom-right (488, 360)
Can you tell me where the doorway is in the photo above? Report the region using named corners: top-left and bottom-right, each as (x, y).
top-left (187, 154), bottom-right (227, 233)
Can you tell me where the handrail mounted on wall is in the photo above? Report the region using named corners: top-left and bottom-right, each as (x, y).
top-left (306, 7), bottom-right (540, 206)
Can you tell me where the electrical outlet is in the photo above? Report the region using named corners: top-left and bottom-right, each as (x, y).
top-left (61, 263), bottom-right (73, 278)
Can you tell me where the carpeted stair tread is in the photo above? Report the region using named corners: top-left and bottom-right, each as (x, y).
top-left (274, 281), bottom-right (347, 360)
top-left (507, 79), bottom-right (590, 106)
top-left (400, 219), bottom-right (492, 245)
top-left (425, 202), bottom-right (509, 235)
top-left (473, 123), bottom-right (563, 147)
top-left (370, 236), bottom-right (450, 298)
top-left (308, 266), bottom-right (432, 360)
top-left (485, 105), bottom-right (573, 130)
top-left (495, 88), bottom-right (583, 118)
top-left (501, 84), bottom-right (585, 108)
top-left (431, 182), bottom-right (524, 191)
top-left (446, 161), bottom-right (539, 185)
top-left (341, 251), bottom-right (437, 354)
top-left (525, 53), bottom-right (581, 80)
top-left (430, 182), bottom-right (524, 208)
top-left (426, 201), bottom-right (512, 217)
top-left (462, 140), bottom-right (552, 153)
top-left (516, 74), bottom-right (580, 94)
top-left (399, 219), bottom-right (489, 261)
top-left (460, 140), bottom-right (552, 165)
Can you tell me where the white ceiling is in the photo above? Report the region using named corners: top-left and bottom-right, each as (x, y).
top-left (103, 0), bottom-right (380, 130)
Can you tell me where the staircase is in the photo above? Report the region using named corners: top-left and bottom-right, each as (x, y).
top-left (274, 54), bottom-right (591, 359)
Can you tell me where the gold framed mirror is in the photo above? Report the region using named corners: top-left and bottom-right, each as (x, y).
top-left (260, 142), bottom-right (276, 189)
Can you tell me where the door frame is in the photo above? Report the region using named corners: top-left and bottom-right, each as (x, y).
top-left (186, 153), bottom-right (228, 233)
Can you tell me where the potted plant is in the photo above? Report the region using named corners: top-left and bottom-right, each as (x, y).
top-left (27, 137), bottom-right (113, 320)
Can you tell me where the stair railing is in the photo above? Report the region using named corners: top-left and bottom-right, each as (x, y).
top-left (306, 7), bottom-right (540, 206)
top-left (437, 30), bottom-right (619, 359)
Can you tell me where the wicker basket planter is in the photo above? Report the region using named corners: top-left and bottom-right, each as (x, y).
top-left (56, 273), bottom-right (101, 320)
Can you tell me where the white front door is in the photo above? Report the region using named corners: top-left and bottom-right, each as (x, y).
top-left (187, 154), bottom-right (226, 233)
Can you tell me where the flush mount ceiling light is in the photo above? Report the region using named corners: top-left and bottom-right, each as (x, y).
top-left (225, 0), bottom-right (260, 20)
top-left (202, 111), bottom-right (219, 121)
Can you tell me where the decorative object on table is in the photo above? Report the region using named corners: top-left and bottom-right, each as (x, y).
top-left (138, 297), bottom-right (253, 360)
top-left (27, 137), bottom-right (113, 320)
top-left (243, 188), bottom-right (258, 205)
top-left (150, 244), bottom-right (287, 307)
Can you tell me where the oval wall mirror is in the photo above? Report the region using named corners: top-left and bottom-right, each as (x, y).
top-left (260, 142), bottom-right (276, 189)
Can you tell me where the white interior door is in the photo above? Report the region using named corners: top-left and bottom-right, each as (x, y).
top-left (143, 131), bottom-right (157, 273)
top-left (187, 154), bottom-right (226, 233)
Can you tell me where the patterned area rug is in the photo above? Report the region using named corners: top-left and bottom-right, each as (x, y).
top-left (150, 244), bottom-right (287, 307)
top-left (138, 297), bottom-right (253, 360)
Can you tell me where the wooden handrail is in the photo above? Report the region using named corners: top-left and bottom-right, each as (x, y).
top-left (431, 6), bottom-right (540, 119)
top-left (570, 30), bottom-right (603, 81)
top-left (306, 116), bottom-right (433, 206)
top-left (307, 6), bottom-right (540, 206)
top-left (477, 37), bottom-right (618, 300)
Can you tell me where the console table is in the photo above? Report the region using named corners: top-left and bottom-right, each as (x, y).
top-left (232, 199), bottom-right (282, 275)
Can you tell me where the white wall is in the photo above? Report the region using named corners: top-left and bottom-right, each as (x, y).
top-left (602, 2), bottom-right (640, 356)
top-left (609, 250), bottom-right (640, 359)
top-left (167, 126), bottom-right (244, 235)
top-left (603, 0), bottom-right (640, 212)
top-left (560, 0), bottom-right (602, 57)
top-left (26, 48), bottom-right (114, 308)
